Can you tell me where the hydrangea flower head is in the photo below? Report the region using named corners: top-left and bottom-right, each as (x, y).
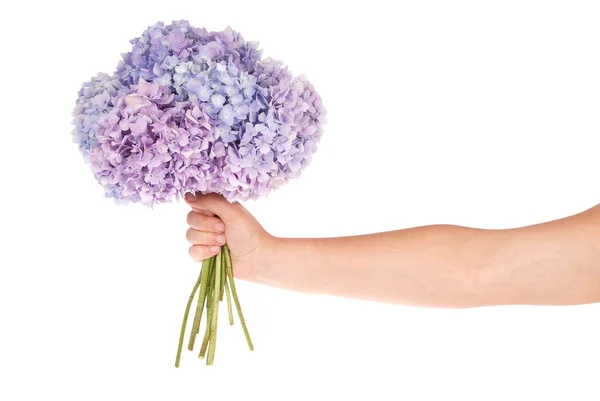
top-left (72, 21), bottom-right (325, 206)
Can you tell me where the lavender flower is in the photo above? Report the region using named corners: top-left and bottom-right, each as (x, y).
top-left (117, 20), bottom-right (262, 90)
top-left (72, 73), bottom-right (125, 159)
top-left (72, 21), bottom-right (326, 206)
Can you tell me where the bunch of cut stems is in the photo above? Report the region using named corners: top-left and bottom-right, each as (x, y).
top-left (175, 244), bottom-right (253, 367)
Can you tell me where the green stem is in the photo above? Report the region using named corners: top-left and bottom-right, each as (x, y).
top-left (224, 273), bottom-right (234, 326)
top-left (206, 247), bottom-right (222, 365)
top-left (198, 261), bottom-right (215, 360)
top-left (224, 244), bottom-right (254, 351)
top-left (219, 251), bottom-right (225, 302)
top-left (175, 265), bottom-right (203, 368)
top-left (197, 256), bottom-right (215, 336)
top-left (188, 258), bottom-right (211, 351)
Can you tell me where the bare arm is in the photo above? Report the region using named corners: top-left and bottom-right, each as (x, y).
top-left (185, 193), bottom-right (600, 307)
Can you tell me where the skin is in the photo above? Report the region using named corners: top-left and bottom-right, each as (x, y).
top-left (185, 193), bottom-right (600, 308)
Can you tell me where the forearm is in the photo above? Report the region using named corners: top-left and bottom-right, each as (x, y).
top-left (256, 225), bottom-right (497, 307)
top-left (479, 206), bottom-right (600, 306)
top-left (255, 208), bottom-right (600, 307)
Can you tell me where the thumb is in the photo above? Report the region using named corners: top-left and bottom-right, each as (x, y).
top-left (185, 192), bottom-right (247, 225)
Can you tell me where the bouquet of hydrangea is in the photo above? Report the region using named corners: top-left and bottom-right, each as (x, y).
top-left (71, 20), bottom-right (326, 366)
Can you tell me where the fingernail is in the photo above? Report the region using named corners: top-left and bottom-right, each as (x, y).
top-left (215, 222), bottom-right (225, 232)
top-left (216, 235), bottom-right (226, 244)
top-left (185, 193), bottom-right (196, 202)
top-left (210, 246), bottom-right (220, 253)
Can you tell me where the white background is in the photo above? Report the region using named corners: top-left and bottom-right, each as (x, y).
top-left (1, 1), bottom-right (599, 400)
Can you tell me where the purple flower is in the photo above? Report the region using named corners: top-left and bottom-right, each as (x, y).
top-left (116, 21), bottom-right (263, 88)
top-left (73, 21), bottom-right (325, 206)
top-left (72, 73), bottom-right (126, 157)
top-left (219, 104), bottom-right (234, 126)
top-left (167, 31), bottom-right (187, 52)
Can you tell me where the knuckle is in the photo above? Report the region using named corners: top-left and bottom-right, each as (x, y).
top-left (202, 233), bottom-right (215, 245)
top-left (185, 228), bottom-right (195, 243)
top-left (189, 245), bottom-right (207, 262)
top-left (186, 229), bottom-right (215, 246)
top-left (207, 232), bottom-right (220, 244)
top-left (186, 211), bottom-right (196, 226)
top-left (200, 216), bottom-right (213, 230)
top-left (188, 246), bottom-right (199, 260)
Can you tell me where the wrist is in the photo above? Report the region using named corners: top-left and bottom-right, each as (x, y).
top-left (251, 236), bottom-right (325, 293)
top-left (251, 235), bottom-right (286, 285)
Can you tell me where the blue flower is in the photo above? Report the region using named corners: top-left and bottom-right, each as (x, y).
top-left (74, 21), bottom-right (325, 205)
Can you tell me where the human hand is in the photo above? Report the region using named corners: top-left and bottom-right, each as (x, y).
top-left (184, 193), bottom-right (273, 281)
